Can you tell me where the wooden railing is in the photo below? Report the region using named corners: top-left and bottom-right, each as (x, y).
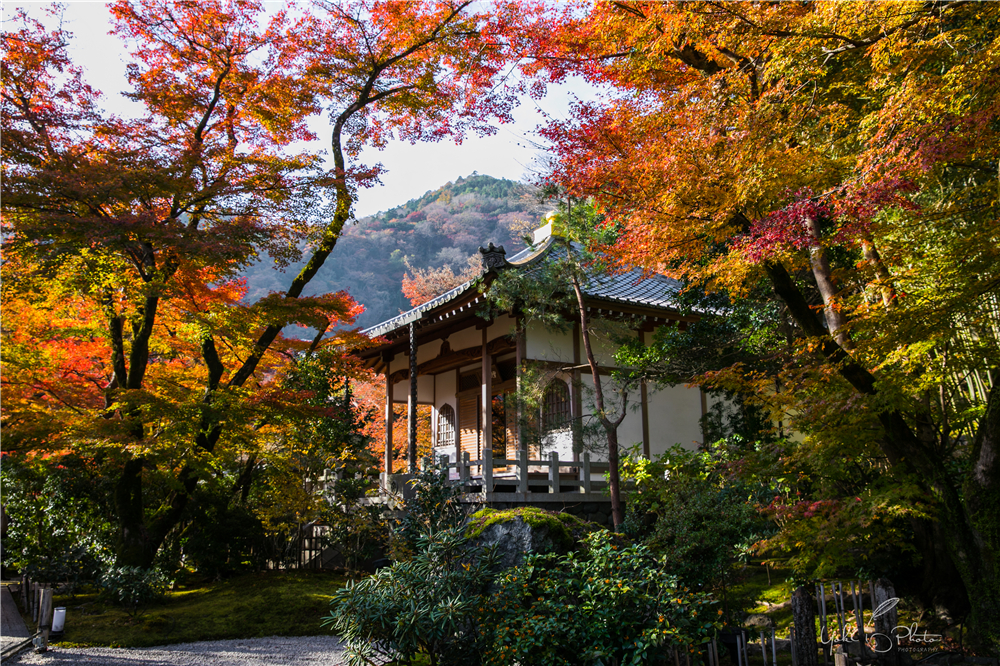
top-left (411, 449), bottom-right (621, 502)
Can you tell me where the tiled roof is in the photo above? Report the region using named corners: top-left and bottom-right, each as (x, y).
top-left (362, 237), bottom-right (685, 338)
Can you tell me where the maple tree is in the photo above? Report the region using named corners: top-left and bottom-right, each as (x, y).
top-left (527, 0), bottom-right (1000, 649)
top-left (1, 0), bottom-right (525, 569)
top-left (401, 252), bottom-right (481, 306)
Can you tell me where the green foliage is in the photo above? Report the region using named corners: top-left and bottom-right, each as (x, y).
top-left (323, 527), bottom-right (497, 666)
top-left (392, 463), bottom-right (469, 560)
top-left (276, 350), bottom-right (389, 572)
top-left (0, 454), bottom-right (114, 586)
top-left (98, 565), bottom-right (168, 618)
top-left (621, 445), bottom-right (773, 623)
top-left (325, 522), bottom-right (718, 666)
top-left (172, 494), bottom-right (270, 579)
top-left (480, 530), bottom-right (720, 666)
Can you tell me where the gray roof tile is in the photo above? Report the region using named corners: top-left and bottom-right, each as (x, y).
top-left (362, 237), bottom-right (684, 338)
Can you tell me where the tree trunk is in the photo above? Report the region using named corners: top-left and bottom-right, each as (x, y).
top-left (570, 271), bottom-right (627, 528)
top-left (114, 457), bottom-right (156, 568)
top-left (791, 586), bottom-right (819, 666)
top-left (605, 422), bottom-right (623, 529)
top-left (803, 215), bottom-right (852, 349)
top-left (957, 375), bottom-right (1000, 652)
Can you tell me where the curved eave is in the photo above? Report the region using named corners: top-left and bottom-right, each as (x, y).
top-left (356, 235), bottom-right (710, 365)
top-left (360, 236), bottom-right (558, 340)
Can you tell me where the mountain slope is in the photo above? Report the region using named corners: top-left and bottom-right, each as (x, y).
top-left (243, 173), bottom-right (546, 330)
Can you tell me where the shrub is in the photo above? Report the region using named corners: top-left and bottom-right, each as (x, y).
top-left (0, 453), bottom-right (115, 583)
top-left (391, 463), bottom-right (468, 560)
top-left (177, 492), bottom-right (270, 578)
top-left (99, 565), bottom-right (167, 618)
top-left (480, 530), bottom-right (720, 666)
top-left (323, 527), bottom-right (497, 666)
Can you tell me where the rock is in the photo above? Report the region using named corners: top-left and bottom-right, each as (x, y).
top-left (465, 507), bottom-right (598, 570)
top-left (745, 613), bottom-right (775, 629)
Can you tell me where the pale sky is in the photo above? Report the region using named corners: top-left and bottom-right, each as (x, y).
top-left (5, 2), bottom-right (599, 217)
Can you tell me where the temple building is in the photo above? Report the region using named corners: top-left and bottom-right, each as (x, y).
top-left (354, 220), bottom-right (715, 505)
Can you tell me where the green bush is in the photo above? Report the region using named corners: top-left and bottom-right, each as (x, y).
top-left (480, 530), bottom-right (720, 666)
top-left (0, 454), bottom-right (114, 585)
top-left (323, 527), bottom-right (497, 666)
top-left (324, 526), bottom-right (719, 666)
top-left (177, 492), bottom-right (270, 578)
top-left (99, 565), bottom-right (167, 618)
top-left (391, 463), bottom-right (468, 560)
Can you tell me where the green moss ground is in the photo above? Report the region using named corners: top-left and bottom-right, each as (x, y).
top-left (43, 571), bottom-right (346, 648)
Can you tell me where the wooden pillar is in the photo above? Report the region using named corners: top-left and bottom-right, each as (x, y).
top-left (383, 358), bottom-right (393, 475)
top-left (481, 325), bottom-right (492, 462)
top-left (515, 316), bottom-right (524, 451)
top-left (408, 322), bottom-right (417, 473)
top-left (639, 330), bottom-right (650, 458)
top-left (454, 368), bottom-right (462, 464)
top-left (572, 321), bottom-right (583, 458)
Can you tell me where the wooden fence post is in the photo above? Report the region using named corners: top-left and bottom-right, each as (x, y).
top-left (37, 586), bottom-right (53, 652)
top-left (791, 586), bottom-right (819, 666)
top-left (817, 582), bottom-right (831, 666)
top-left (873, 578), bottom-right (900, 666)
top-left (517, 449), bottom-right (528, 493)
top-left (460, 452), bottom-right (471, 488)
top-left (581, 452), bottom-right (592, 494)
top-left (833, 645), bottom-right (848, 666)
top-left (852, 580), bottom-right (865, 641)
top-left (548, 450), bottom-right (559, 494)
top-left (483, 448), bottom-right (493, 493)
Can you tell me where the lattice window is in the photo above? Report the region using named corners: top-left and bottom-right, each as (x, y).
top-left (542, 380), bottom-right (571, 431)
top-left (437, 403), bottom-right (456, 450)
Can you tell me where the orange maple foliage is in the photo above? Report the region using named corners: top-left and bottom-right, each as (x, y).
top-left (353, 377), bottom-right (434, 475)
top-left (524, 1), bottom-right (1000, 645)
top-left (1, 0), bottom-right (528, 567)
top-left (401, 253), bottom-right (481, 306)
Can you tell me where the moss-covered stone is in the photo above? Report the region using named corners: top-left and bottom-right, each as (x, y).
top-left (465, 507), bottom-right (599, 569)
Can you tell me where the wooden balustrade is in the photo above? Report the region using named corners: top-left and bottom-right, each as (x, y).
top-left (413, 449), bottom-right (622, 502)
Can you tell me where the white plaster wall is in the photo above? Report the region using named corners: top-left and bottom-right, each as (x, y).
top-left (435, 372), bottom-right (457, 411)
top-left (392, 375), bottom-right (435, 403)
top-left (575, 374), bottom-right (642, 453)
top-left (447, 325), bottom-right (480, 351)
top-left (646, 384), bottom-right (704, 455)
top-left (488, 314), bottom-right (516, 339)
top-left (616, 404), bottom-right (644, 452)
top-left (525, 321), bottom-right (574, 362)
top-left (540, 429), bottom-right (574, 460)
top-left (417, 338), bottom-right (442, 363)
top-left (585, 324), bottom-right (625, 367)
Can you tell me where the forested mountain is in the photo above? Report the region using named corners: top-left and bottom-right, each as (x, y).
top-left (243, 173), bottom-right (546, 330)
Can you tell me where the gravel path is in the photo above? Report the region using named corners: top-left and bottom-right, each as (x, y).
top-left (6, 636), bottom-right (353, 666)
